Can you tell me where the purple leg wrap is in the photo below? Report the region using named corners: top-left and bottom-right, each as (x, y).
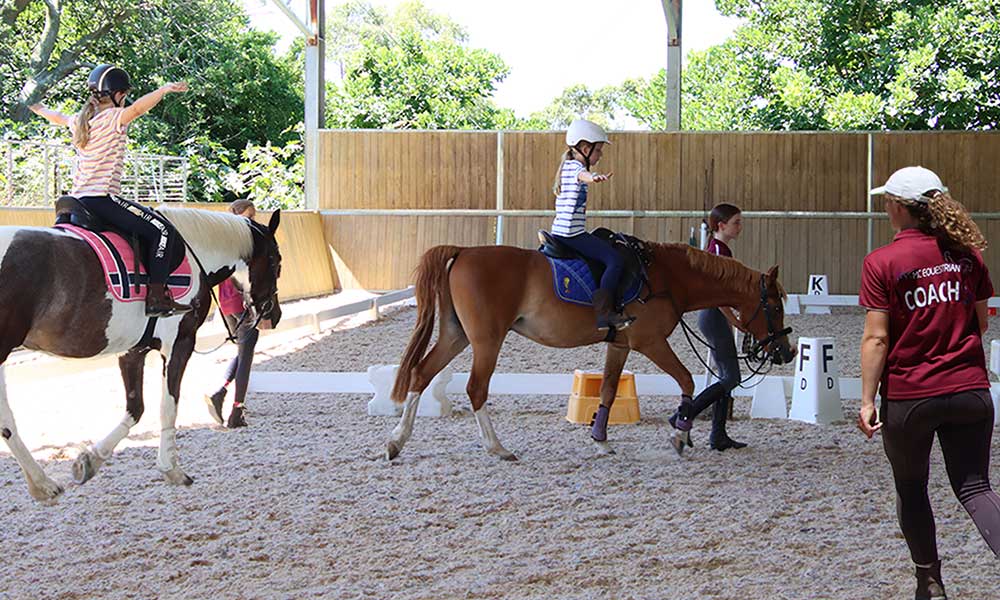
top-left (591, 404), bottom-right (610, 442)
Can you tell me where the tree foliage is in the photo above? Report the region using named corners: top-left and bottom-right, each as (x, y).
top-left (622, 0), bottom-right (1000, 130)
top-left (324, 0), bottom-right (516, 129)
top-left (521, 84), bottom-right (623, 130)
top-left (1, 0), bottom-right (304, 201)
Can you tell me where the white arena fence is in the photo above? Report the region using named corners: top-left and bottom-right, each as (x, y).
top-left (1, 139), bottom-right (189, 206)
top-left (242, 291), bottom-right (1000, 426)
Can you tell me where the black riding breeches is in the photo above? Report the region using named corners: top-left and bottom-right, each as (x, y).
top-left (223, 312), bottom-right (259, 406)
top-left (881, 389), bottom-right (1000, 564)
top-left (77, 195), bottom-right (176, 284)
top-left (684, 307), bottom-right (741, 423)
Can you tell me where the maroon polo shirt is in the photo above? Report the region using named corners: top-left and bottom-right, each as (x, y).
top-left (859, 228), bottom-right (993, 400)
top-left (705, 237), bottom-right (733, 258)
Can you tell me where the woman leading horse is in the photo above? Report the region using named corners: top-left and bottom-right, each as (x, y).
top-left (386, 240), bottom-right (795, 461)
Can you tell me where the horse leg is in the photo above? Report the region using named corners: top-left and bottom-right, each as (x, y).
top-left (634, 339), bottom-right (696, 456)
top-left (72, 349), bottom-right (148, 484)
top-left (0, 364), bottom-right (64, 502)
top-left (591, 344), bottom-right (630, 454)
top-left (387, 325), bottom-right (469, 460)
top-left (157, 338), bottom-right (195, 486)
top-left (467, 339), bottom-right (516, 461)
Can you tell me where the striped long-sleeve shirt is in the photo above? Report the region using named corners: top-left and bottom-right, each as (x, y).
top-left (551, 159), bottom-right (588, 237)
top-left (69, 107), bottom-right (129, 197)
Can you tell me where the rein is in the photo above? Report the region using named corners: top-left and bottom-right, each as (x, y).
top-left (640, 272), bottom-right (790, 388)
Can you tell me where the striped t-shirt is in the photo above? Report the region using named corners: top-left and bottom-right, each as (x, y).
top-left (551, 159), bottom-right (588, 237)
top-left (69, 107), bottom-right (129, 197)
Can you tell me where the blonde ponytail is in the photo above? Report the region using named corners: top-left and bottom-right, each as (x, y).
top-left (551, 149), bottom-right (575, 196)
top-left (902, 192), bottom-right (988, 251)
top-left (72, 96), bottom-right (99, 149)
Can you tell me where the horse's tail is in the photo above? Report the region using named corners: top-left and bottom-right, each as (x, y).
top-left (391, 245), bottom-right (463, 403)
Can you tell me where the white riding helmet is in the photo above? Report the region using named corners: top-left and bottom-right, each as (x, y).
top-left (566, 119), bottom-right (610, 147)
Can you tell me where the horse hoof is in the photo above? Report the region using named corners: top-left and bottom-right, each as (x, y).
top-left (164, 468), bottom-right (194, 486)
top-left (28, 478), bottom-right (64, 503)
top-left (498, 452), bottom-right (518, 462)
top-left (670, 433), bottom-right (687, 457)
top-left (386, 441), bottom-right (401, 461)
top-left (72, 452), bottom-right (99, 484)
top-left (592, 439), bottom-right (616, 455)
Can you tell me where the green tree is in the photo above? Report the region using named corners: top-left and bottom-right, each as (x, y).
top-left (1, 0), bottom-right (304, 201)
top-left (521, 84), bottom-right (623, 130)
top-left (324, 0), bottom-right (515, 129)
top-left (622, 0), bottom-right (1000, 131)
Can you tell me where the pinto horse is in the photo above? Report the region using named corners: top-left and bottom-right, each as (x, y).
top-left (387, 240), bottom-right (794, 460)
top-left (0, 207), bottom-right (281, 502)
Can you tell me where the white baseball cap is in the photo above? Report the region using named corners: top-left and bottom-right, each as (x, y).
top-left (869, 166), bottom-right (948, 203)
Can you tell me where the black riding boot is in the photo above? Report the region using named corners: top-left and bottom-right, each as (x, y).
top-left (709, 394), bottom-right (747, 451)
top-left (592, 289), bottom-right (634, 331)
top-left (914, 561), bottom-right (946, 600)
top-left (146, 283), bottom-right (193, 317)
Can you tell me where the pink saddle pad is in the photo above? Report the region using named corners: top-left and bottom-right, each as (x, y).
top-left (56, 224), bottom-right (193, 303)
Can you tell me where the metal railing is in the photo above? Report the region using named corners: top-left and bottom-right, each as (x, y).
top-left (1, 139), bottom-right (189, 206)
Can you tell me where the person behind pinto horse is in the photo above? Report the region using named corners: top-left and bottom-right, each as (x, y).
top-left (29, 64), bottom-right (191, 317)
top-left (668, 203), bottom-right (748, 452)
top-left (204, 200), bottom-right (267, 429)
top-left (859, 166), bottom-right (1000, 600)
top-left (549, 119), bottom-right (633, 330)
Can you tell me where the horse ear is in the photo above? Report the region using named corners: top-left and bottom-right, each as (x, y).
top-left (766, 265), bottom-right (779, 281)
top-left (268, 209), bottom-right (281, 234)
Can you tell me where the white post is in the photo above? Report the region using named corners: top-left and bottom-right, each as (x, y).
top-left (303, 0), bottom-right (325, 210)
top-left (660, 0), bottom-right (682, 131)
top-left (866, 132), bottom-right (874, 254)
top-left (495, 131), bottom-right (504, 245)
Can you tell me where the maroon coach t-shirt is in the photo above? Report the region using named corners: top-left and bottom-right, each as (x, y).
top-left (859, 228), bottom-right (993, 400)
top-left (705, 237), bottom-right (733, 258)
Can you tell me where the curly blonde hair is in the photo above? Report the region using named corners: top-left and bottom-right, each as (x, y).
top-left (896, 191), bottom-right (987, 251)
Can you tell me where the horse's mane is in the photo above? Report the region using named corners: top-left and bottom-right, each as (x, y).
top-left (648, 242), bottom-right (786, 299)
top-left (157, 207), bottom-right (254, 263)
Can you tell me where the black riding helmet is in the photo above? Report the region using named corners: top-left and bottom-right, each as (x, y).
top-left (87, 65), bottom-right (131, 106)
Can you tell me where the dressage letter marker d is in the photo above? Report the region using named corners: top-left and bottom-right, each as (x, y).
top-left (788, 337), bottom-right (843, 425)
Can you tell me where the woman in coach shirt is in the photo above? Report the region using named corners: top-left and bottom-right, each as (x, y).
top-left (859, 166), bottom-right (1000, 599)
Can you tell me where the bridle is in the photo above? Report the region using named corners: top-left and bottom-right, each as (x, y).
top-left (673, 274), bottom-right (793, 386)
top-left (190, 220), bottom-right (281, 354)
top-left (739, 274), bottom-right (793, 363)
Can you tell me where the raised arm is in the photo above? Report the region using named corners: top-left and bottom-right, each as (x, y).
top-left (120, 82), bottom-right (189, 125)
top-left (29, 104), bottom-right (71, 127)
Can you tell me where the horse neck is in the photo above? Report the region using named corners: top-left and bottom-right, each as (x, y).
top-left (654, 245), bottom-right (759, 312)
top-left (159, 208), bottom-right (253, 276)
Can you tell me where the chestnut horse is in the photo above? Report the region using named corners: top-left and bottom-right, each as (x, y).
top-left (0, 208), bottom-right (282, 502)
top-left (387, 240), bottom-right (794, 460)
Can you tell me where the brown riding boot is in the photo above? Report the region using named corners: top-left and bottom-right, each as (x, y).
top-left (146, 283), bottom-right (193, 317)
top-left (914, 561), bottom-right (947, 600)
top-left (592, 289), bottom-right (635, 331)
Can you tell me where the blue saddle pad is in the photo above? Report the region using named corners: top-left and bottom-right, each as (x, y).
top-left (547, 258), bottom-right (643, 307)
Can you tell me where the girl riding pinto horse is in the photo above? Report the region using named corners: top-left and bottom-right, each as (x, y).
top-left (30, 65), bottom-right (191, 317)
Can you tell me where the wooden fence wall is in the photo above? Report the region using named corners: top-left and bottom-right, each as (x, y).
top-left (0, 205), bottom-right (336, 301)
top-left (318, 130), bottom-right (1000, 293)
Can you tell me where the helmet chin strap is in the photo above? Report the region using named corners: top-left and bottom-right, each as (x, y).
top-left (573, 142), bottom-right (595, 170)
